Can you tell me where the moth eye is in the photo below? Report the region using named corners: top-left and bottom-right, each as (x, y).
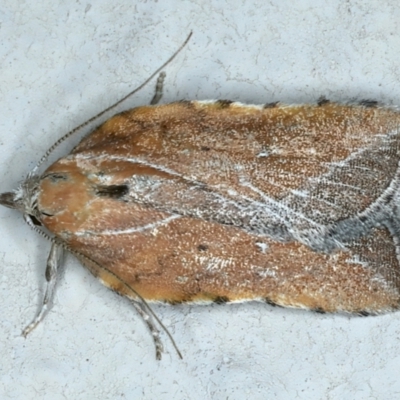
top-left (95, 184), bottom-right (130, 199)
top-left (29, 215), bottom-right (42, 226)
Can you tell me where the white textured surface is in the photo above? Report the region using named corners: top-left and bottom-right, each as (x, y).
top-left (1, 1), bottom-right (400, 399)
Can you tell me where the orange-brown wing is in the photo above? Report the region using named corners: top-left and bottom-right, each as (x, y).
top-left (36, 101), bottom-right (400, 313)
top-left (39, 194), bottom-right (400, 313)
top-left (70, 101), bottom-right (400, 251)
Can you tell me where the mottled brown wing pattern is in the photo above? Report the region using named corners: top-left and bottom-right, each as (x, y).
top-left (37, 101), bottom-right (400, 313)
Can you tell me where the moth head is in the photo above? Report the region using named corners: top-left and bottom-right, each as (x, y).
top-left (0, 174), bottom-right (42, 225)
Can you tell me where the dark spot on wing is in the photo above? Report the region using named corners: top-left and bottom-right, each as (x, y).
top-left (178, 100), bottom-right (194, 108)
top-left (317, 97), bottom-right (330, 106)
top-left (359, 99), bottom-right (378, 108)
top-left (96, 184), bottom-right (129, 199)
top-left (264, 297), bottom-right (281, 307)
top-left (214, 296), bottom-right (230, 304)
top-left (166, 299), bottom-right (184, 305)
top-left (216, 100), bottom-right (233, 108)
top-left (197, 244), bottom-right (208, 252)
top-left (263, 102), bottom-right (279, 108)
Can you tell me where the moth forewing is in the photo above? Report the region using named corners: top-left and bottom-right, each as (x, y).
top-left (34, 100), bottom-right (400, 312)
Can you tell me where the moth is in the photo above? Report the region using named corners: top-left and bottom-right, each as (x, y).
top-left (2, 33), bottom-right (400, 360)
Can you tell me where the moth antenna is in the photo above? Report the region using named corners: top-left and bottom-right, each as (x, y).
top-left (23, 214), bottom-right (183, 359)
top-left (31, 31), bottom-right (193, 175)
top-left (59, 240), bottom-right (183, 359)
top-left (136, 292), bottom-right (184, 360)
top-left (70, 249), bottom-right (184, 360)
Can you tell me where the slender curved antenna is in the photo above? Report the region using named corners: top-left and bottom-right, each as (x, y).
top-left (69, 245), bottom-right (184, 359)
top-left (31, 31), bottom-right (193, 175)
top-left (23, 213), bottom-right (183, 359)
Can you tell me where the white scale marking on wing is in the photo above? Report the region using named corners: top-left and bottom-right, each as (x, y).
top-left (73, 128), bottom-right (399, 234)
top-left (284, 130), bottom-right (400, 208)
top-left (73, 154), bottom-right (302, 225)
top-left (237, 179), bottom-right (320, 226)
top-left (75, 215), bottom-right (180, 236)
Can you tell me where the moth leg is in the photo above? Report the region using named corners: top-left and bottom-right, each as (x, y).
top-left (130, 300), bottom-right (164, 360)
top-left (150, 72), bottom-right (166, 105)
top-left (22, 242), bottom-right (64, 337)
